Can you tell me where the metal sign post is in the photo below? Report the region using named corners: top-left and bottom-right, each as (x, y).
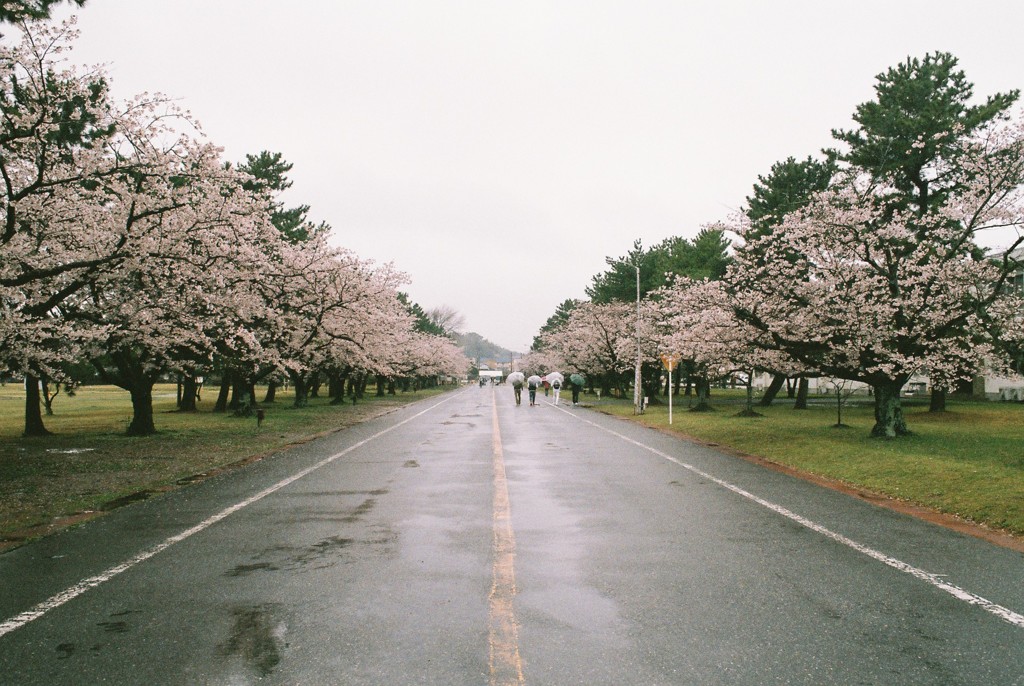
top-left (660, 353), bottom-right (680, 424)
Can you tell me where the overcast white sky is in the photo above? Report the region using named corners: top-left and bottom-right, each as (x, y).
top-left (49, 1), bottom-right (1024, 353)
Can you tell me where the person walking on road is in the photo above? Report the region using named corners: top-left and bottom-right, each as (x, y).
top-left (508, 371), bottom-right (525, 406)
top-left (527, 375), bottom-right (542, 406)
top-left (545, 372), bottom-right (565, 405)
top-left (570, 373), bottom-right (585, 405)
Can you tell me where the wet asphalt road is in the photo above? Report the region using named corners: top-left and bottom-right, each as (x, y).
top-left (1, 385), bottom-right (1022, 685)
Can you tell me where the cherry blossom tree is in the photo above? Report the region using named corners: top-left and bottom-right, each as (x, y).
top-left (0, 19), bottom-right (202, 434)
top-left (654, 278), bottom-right (802, 412)
top-left (261, 236), bottom-right (414, 408)
top-left (723, 111), bottom-right (1024, 437)
top-left (832, 51), bottom-right (1020, 411)
top-left (371, 328), bottom-right (470, 393)
top-left (517, 348), bottom-right (563, 379)
top-left (279, 256), bottom-right (469, 402)
top-left (67, 136), bottom-right (283, 434)
top-left (743, 155), bottom-right (837, 406)
top-left (2, 18), bottom-right (471, 438)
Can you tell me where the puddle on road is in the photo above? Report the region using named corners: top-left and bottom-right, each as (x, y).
top-left (305, 536), bottom-right (354, 558)
top-left (225, 562), bottom-right (280, 577)
top-left (403, 460), bottom-right (419, 468)
top-left (56, 610), bottom-right (142, 659)
top-left (341, 497), bottom-right (376, 523)
top-left (218, 604), bottom-right (286, 678)
top-left (226, 536), bottom-right (356, 576)
top-left (96, 620), bottom-right (130, 633)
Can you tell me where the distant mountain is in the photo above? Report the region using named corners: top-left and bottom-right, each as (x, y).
top-left (457, 332), bottom-right (517, 364)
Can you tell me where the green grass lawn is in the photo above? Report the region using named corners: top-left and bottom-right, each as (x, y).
top-left (594, 390), bottom-right (1024, 538)
top-left (0, 382), bottom-right (448, 545)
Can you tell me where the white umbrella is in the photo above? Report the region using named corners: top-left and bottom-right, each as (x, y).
top-left (507, 371), bottom-right (525, 386)
top-left (527, 375), bottom-right (543, 387)
top-left (545, 372), bottom-right (564, 385)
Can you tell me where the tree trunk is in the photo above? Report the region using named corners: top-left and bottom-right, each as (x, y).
top-left (929, 388), bottom-right (946, 413)
top-left (794, 377), bottom-right (809, 410)
top-left (23, 374), bottom-right (50, 436)
top-left (229, 379), bottom-right (245, 411)
top-left (291, 372), bottom-right (310, 408)
top-left (331, 372), bottom-right (348, 405)
top-left (758, 373), bottom-right (787, 407)
top-left (376, 374), bottom-right (386, 397)
top-left (179, 376), bottom-right (199, 412)
top-left (126, 382), bottom-right (157, 436)
top-left (214, 374), bottom-right (231, 413)
top-left (642, 363), bottom-right (660, 406)
top-left (690, 376), bottom-right (713, 412)
top-left (41, 378), bottom-right (58, 415)
top-left (91, 350), bottom-right (160, 434)
top-left (871, 381), bottom-right (910, 438)
top-left (737, 371), bottom-right (762, 417)
top-left (328, 373), bottom-right (343, 400)
top-left (264, 380), bottom-right (278, 403)
top-left (309, 373), bottom-right (321, 398)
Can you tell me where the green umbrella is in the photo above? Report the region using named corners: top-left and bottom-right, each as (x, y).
top-left (570, 373), bottom-right (585, 386)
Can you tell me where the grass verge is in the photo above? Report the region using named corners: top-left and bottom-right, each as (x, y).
top-left (592, 391), bottom-right (1024, 545)
top-left (0, 383), bottom-right (449, 550)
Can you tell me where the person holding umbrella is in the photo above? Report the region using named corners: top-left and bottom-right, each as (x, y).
top-left (570, 373), bottom-right (585, 405)
top-left (526, 375), bottom-right (542, 406)
top-left (507, 371), bottom-right (526, 406)
top-left (547, 372), bottom-right (565, 405)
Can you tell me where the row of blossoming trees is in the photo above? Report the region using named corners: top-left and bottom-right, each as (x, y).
top-left (531, 52), bottom-right (1024, 438)
top-left (0, 19), bottom-right (469, 436)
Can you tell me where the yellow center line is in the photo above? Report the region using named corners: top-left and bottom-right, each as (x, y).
top-left (488, 387), bottom-right (525, 685)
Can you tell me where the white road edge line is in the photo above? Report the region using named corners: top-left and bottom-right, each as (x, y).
top-left (0, 391), bottom-right (463, 638)
top-left (550, 402), bottom-right (1024, 630)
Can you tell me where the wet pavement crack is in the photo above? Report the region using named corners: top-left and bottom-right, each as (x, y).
top-left (218, 604), bottom-right (285, 677)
